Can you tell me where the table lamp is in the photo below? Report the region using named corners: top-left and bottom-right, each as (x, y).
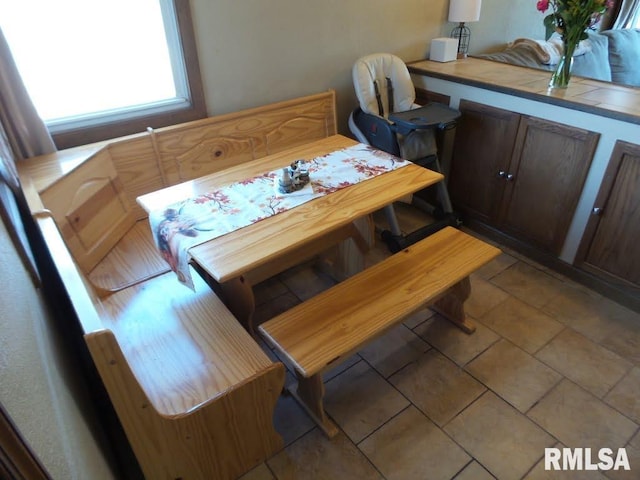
top-left (448, 0), bottom-right (482, 58)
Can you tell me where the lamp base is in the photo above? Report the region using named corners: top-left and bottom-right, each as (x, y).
top-left (450, 22), bottom-right (471, 57)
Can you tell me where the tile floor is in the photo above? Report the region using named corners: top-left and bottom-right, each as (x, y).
top-left (241, 204), bottom-right (640, 480)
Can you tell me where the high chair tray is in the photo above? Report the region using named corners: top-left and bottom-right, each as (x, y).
top-left (389, 103), bottom-right (461, 133)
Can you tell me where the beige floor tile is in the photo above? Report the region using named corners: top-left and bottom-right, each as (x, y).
top-left (323, 354), bottom-right (362, 382)
top-left (605, 367), bottom-right (640, 424)
top-left (278, 263), bottom-right (336, 301)
top-left (607, 430), bottom-right (640, 479)
top-left (536, 329), bottom-right (632, 398)
top-left (254, 276), bottom-right (289, 306)
top-left (388, 201), bottom-right (434, 233)
top-left (390, 349), bottom-right (486, 426)
top-left (528, 379), bottom-right (637, 449)
top-left (454, 461), bottom-right (496, 479)
top-left (403, 306), bottom-right (435, 329)
top-left (359, 406), bottom-right (470, 480)
top-left (479, 296), bottom-right (564, 354)
top-left (445, 391), bottom-right (556, 480)
top-left (253, 291), bottom-right (300, 326)
top-left (473, 252), bottom-right (518, 281)
top-left (465, 275), bottom-right (510, 319)
top-left (358, 324), bottom-right (430, 378)
top-left (604, 439), bottom-right (640, 480)
top-left (267, 429), bottom-right (384, 480)
top-left (238, 462), bottom-right (275, 480)
top-left (523, 444), bottom-right (609, 479)
top-left (600, 312), bottom-right (640, 366)
top-left (323, 360), bottom-right (409, 443)
top-left (273, 392), bottom-right (316, 447)
top-left (364, 241), bottom-right (392, 268)
top-left (466, 339), bottom-right (562, 412)
top-left (491, 261), bottom-right (567, 309)
top-left (543, 285), bottom-right (634, 344)
top-left (415, 314), bottom-right (500, 366)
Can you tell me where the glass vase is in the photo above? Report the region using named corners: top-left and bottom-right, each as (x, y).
top-left (548, 39), bottom-right (577, 89)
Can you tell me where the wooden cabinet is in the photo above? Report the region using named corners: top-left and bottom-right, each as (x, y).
top-left (448, 101), bottom-right (520, 224)
top-left (576, 141), bottom-right (640, 289)
top-left (449, 100), bottom-right (599, 255)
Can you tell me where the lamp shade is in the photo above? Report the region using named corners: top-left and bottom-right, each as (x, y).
top-left (448, 0), bottom-right (481, 23)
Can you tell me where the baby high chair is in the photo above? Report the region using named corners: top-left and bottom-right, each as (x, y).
top-left (348, 52), bottom-right (461, 252)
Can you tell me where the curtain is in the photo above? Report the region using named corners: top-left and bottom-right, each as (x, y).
top-left (0, 27), bottom-right (56, 161)
top-left (613, 0), bottom-right (640, 28)
top-left (604, 0), bottom-right (640, 29)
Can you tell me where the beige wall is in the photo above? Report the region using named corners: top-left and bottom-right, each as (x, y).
top-left (190, 0), bottom-right (544, 130)
top-left (0, 219), bottom-right (115, 480)
top-left (191, 0), bottom-right (450, 132)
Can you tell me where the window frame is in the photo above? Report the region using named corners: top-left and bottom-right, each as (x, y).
top-left (50, 0), bottom-right (207, 150)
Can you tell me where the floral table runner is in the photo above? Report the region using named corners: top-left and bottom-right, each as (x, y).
top-left (149, 143), bottom-right (408, 289)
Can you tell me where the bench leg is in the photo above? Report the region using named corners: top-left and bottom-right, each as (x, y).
top-left (432, 277), bottom-right (476, 334)
top-left (292, 373), bottom-right (339, 439)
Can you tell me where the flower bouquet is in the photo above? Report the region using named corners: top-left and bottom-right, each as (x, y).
top-left (536, 0), bottom-right (613, 88)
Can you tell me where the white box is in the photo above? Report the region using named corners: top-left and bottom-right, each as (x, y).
top-left (430, 37), bottom-right (458, 62)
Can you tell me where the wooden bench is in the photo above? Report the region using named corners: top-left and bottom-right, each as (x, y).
top-left (258, 226), bottom-right (501, 437)
top-left (34, 211), bottom-right (285, 480)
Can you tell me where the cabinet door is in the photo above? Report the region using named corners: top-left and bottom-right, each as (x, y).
top-left (499, 116), bottom-right (599, 255)
top-left (449, 100), bottom-right (520, 222)
top-left (576, 141), bottom-right (640, 288)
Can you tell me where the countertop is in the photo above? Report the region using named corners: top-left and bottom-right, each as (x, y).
top-left (408, 57), bottom-right (640, 125)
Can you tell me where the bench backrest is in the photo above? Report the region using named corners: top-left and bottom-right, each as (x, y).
top-left (20, 90), bottom-right (337, 275)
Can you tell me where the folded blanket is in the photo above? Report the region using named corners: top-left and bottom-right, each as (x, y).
top-left (508, 36), bottom-right (592, 65)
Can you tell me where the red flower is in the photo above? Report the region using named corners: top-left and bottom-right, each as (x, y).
top-left (536, 0), bottom-right (550, 12)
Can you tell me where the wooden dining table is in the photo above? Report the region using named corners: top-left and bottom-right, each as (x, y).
top-left (137, 134), bottom-right (444, 333)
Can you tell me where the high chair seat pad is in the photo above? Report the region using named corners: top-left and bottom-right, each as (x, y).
top-left (352, 53), bottom-right (415, 117)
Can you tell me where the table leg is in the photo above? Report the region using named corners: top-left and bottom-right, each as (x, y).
top-left (432, 276), bottom-right (476, 334)
top-left (192, 262), bottom-right (257, 334)
top-left (219, 276), bottom-right (256, 335)
top-left (291, 372), bottom-right (339, 439)
top-left (318, 215), bottom-right (375, 281)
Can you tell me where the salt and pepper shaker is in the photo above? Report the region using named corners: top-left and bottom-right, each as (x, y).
top-left (278, 160), bottom-right (310, 194)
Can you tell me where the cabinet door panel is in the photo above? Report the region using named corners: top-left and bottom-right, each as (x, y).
top-left (449, 100), bottom-right (520, 222)
top-left (577, 141), bottom-right (640, 287)
top-left (500, 116), bottom-right (598, 254)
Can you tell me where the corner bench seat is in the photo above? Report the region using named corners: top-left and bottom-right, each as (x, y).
top-left (87, 219), bottom-right (170, 295)
top-left (99, 268), bottom-right (282, 418)
top-left (19, 91), bottom-right (341, 478)
top-left (259, 226), bottom-right (500, 437)
top-left (36, 214), bottom-right (285, 480)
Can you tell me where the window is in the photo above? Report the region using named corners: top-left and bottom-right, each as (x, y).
top-left (0, 0), bottom-right (206, 149)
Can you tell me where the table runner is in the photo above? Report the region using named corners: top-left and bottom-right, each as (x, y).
top-left (149, 143), bottom-right (408, 289)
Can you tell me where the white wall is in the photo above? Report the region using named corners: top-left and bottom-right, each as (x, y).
top-left (0, 219), bottom-right (115, 480)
